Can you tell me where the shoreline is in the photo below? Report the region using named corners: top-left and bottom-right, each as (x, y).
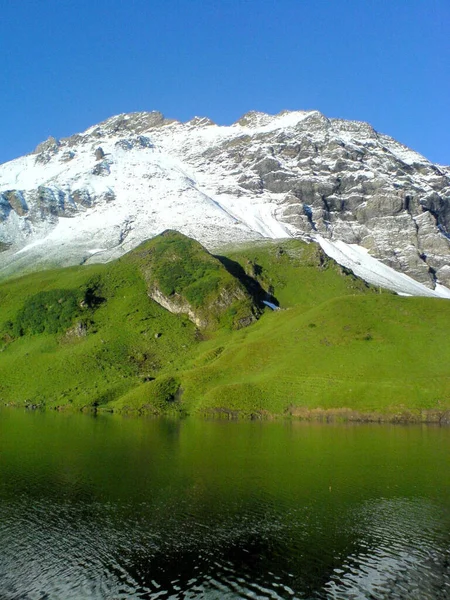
top-left (5, 402), bottom-right (450, 425)
top-left (200, 406), bottom-right (450, 424)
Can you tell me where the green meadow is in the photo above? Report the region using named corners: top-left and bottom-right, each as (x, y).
top-left (1, 233), bottom-right (449, 420)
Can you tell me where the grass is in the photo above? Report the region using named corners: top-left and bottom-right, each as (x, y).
top-left (0, 233), bottom-right (449, 419)
top-left (0, 256), bottom-right (198, 411)
top-left (222, 238), bottom-right (377, 308)
top-left (179, 293), bottom-right (450, 417)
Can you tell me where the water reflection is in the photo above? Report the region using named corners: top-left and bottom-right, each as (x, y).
top-left (0, 412), bottom-right (449, 599)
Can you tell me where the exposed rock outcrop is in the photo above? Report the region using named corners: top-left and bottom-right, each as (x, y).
top-left (124, 230), bottom-right (260, 330)
top-left (95, 147), bottom-right (105, 160)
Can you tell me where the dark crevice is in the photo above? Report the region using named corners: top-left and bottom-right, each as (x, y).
top-left (303, 204), bottom-right (317, 231)
top-left (215, 255), bottom-right (279, 308)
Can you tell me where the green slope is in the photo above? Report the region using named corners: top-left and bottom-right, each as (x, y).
top-left (178, 294), bottom-right (450, 417)
top-left (1, 233), bottom-right (449, 420)
top-left (0, 251), bottom-right (200, 410)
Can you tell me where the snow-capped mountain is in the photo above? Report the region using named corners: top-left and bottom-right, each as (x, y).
top-left (1, 109), bottom-right (449, 297)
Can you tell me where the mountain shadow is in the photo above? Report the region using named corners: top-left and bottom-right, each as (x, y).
top-left (215, 255), bottom-right (279, 309)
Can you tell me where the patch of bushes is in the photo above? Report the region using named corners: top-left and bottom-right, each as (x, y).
top-left (150, 235), bottom-right (223, 307)
top-left (8, 285), bottom-right (102, 337)
top-left (183, 274), bottom-right (222, 307)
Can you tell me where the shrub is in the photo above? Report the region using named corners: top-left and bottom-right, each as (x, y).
top-left (11, 288), bottom-right (98, 337)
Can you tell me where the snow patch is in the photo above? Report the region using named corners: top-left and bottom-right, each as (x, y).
top-left (316, 236), bottom-right (450, 299)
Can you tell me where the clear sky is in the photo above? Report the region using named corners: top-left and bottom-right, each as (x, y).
top-left (1, 0), bottom-right (449, 165)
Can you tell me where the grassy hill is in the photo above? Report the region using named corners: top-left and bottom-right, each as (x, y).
top-left (122, 230), bottom-right (260, 330)
top-left (1, 232), bottom-right (449, 421)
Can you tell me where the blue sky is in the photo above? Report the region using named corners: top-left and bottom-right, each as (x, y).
top-left (1, 0), bottom-right (449, 165)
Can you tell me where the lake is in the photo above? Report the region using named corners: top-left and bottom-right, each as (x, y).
top-left (0, 409), bottom-right (449, 599)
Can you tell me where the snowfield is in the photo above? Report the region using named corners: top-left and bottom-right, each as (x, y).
top-left (316, 236), bottom-right (450, 299)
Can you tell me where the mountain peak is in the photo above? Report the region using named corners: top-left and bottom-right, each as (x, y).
top-left (82, 111), bottom-right (177, 138)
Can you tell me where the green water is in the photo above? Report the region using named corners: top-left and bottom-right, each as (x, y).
top-left (0, 409), bottom-right (449, 599)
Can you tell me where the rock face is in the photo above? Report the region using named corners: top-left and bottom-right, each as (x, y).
top-left (0, 109), bottom-right (449, 288)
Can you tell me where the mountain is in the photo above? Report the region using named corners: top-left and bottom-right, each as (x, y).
top-left (1, 109), bottom-right (449, 297)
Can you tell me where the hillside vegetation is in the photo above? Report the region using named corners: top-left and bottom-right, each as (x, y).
top-left (1, 231), bottom-right (449, 421)
top-left (123, 230), bottom-right (260, 330)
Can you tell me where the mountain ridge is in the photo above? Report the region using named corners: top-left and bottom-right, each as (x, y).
top-left (1, 109), bottom-right (449, 295)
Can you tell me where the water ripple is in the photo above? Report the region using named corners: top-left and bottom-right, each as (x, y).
top-left (1, 417), bottom-right (450, 600)
top-left (322, 497), bottom-right (450, 600)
